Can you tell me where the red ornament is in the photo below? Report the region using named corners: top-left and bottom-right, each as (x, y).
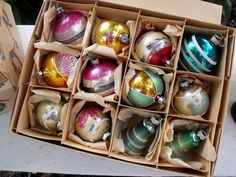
top-left (135, 31), bottom-right (172, 66)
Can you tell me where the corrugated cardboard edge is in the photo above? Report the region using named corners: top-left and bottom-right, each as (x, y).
top-left (99, 0), bottom-right (222, 25)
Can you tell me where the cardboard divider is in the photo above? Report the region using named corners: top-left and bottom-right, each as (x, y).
top-left (89, 6), bottom-right (139, 57)
top-left (61, 97), bottom-right (116, 155)
top-left (225, 28), bottom-right (235, 78)
top-left (158, 116), bottom-right (216, 173)
top-left (74, 44), bottom-right (125, 103)
top-left (40, 0), bottom-right (95, 50)
top-left (16, 86), bottom-right (71, 141)
top-left (177, 25), bottom-right (228, 77)
top-left (131, 15), bottom-right (185, 70)
top-left (29, 42), bottom-right (81, 91)
top-left (169, 72), bottom-right (224, 123)
top-left (109, 106), bottom-right (166, 165)
top-left (121, 61), bottom-right (174, 113)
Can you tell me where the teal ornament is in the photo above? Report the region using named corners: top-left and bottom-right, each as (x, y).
top-left (127, 68), bottom-right (166, 108)
top-left (121, 116), bottom-right (162, 156)
top-left (179, 34), bottom-right (224, 74)
top-left (166, 129), bottom-right (207, 158)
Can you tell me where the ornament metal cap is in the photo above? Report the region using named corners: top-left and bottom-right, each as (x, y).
top-left (102, 132), bottom-right (111, 141)
top-left (89, 56), bottom-right (99, 65)
top-left (150, 116), bottom-right (162, 125)
top-left (119, 33), bottom-right (129, 44)
top-left (210, 34), bottom-right (224, 47)
top-left (164, 58), bottom-right (172, 67)
top-left (33, 70), bottom-right (44, 78)
top-left (154, 94), bottom-right (167, 105)
top-left (56, 6), bottom-right (64, 15)
top-left (196, 129), bottom-right (208, 141)
top-left (56, 121), bottom-right (62, 131)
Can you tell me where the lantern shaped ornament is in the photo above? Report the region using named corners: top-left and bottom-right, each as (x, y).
top-left (127, 68), bottom-right (166, 108)
top-left (121, 116), bottom-right (162, 156)
top-left (75, 106), bottom-right (111, 142)
top-left (135, 31), bottom-right (172, 66)
top-left (166, 129), bottom-right (208, 158)
top-left (36, 100), bottom-right (65, 131)
top-left (81, 57), bottom-right (117, 96)
top-left (179, 34), bottom-right (224, 74)
top-left (36, 52), bottom-right (78, 87)
top-left (53, 7), bottom-right (87, 44)
top-left (92, 20), bottom-right (130, 54)
top-left (173, 78), bottom-right (210, 116)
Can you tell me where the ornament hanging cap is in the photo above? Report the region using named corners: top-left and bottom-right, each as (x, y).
top-left (196, 129), bottom-right (208, 141)
top-left (56, 121), bottom-right (62, 131)
top-left (89, 56), bottom-right (100, 65)
top-left (154, 94), bottom-right (167, 105)
top-left (119, 33), bottom-right (129, 44)
top-left (102, 132), bottom-right (111, 141)
top-left (179, 78), bottom-right (194, 89)
top-left (150, 116), bottom-right (162, 125)
top-left (33, 70), bottom-right (44, 78)
top-left (210, 34), bottom-right (224, 47)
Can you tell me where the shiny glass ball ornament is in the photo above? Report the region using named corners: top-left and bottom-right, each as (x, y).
top-left (81, 57), bottom-right (117, 96)
top-left (127, 68), bottom-right (166, 108)
top-left (121, 116), bottom-right (162, 156)
top-left (173, 78), bottom-right (209, 116)
top-left (37, 52), bottom-right (78, 87)
top-left (36, 100), bottom-right (64, 131)
top-left (179, 34), bottom-right (224, 74)
top-left (135, 31), bottom-right (172, 66)
top-left (53, 7), bottom-right (87, 44)
top-left (92, 20), bottom-right (130, 54)
top-left (75, 106), bottom-right (111, 142)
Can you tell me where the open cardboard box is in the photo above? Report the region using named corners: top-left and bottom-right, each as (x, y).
top-left (9, 0), bottom-right (235, 177)
top-left (0, 0), bottom-right (24, 114)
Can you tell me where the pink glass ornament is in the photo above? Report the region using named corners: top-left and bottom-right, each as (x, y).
top-left (53, 7), bottom-right (87, 44)
top-left (81, 56), bottom-right (117, 96)
top-left (75, 106), bottom-right (111, 142)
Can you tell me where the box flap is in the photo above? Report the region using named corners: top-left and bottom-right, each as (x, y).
top-left (99, 0), bottom-right (223, 25)
top-left (0, 0), bottom-right (24, 87)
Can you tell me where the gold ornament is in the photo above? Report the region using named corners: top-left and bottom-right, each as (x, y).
top-left (92, 20), bottom-right (130, 54)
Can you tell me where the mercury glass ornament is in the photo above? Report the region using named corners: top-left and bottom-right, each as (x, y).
top-left (135, 31), bottom-right (172, 66)
top-left (75, 106), bottom-right (111, 142)
top-left (127, 68), bottom-right (166, 108)
top-left (53, 7), bottom-right (87, 44)
top-left (36, 52), bottom-right (78, 87)
top-left (92, 20), bottom-right (130, 54)
top-left (36, 100), bottom-right (64, 131)
top-left (166, 129), bottom-right (207, 158)
top-left (81, 56), bottom-right (117, 96)
top-left (173, 78), bottom-right (209, 116)
top-left (179, 34), bottom-right (224, 74)
top-left (121, 116), bottom-right (162, 156)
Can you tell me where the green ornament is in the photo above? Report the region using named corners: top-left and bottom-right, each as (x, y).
top-left (121, 116), bottom-right (162, 156)
top-left (127, 68), bottom-right (166, 108)
top-left (179, 34), bottom-right (224, 74)
top-left (166, 129), bottom-right (207, 158)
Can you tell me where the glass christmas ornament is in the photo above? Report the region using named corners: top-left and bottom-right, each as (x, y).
top-left (166, 129), bottom-right (207, 158)
top-left (81, 56), bottom-right (117, 96)
top-left (36, 100), bottom-right (64, 131)
top-left (53, 7), bottom-right (87, 44)
top-left (135, 31), bottom-right (172, 66)
top-left (121, 116), bottom-right (162, 156)
top-left (36, 52), bottom-right (78, 87)
top-left (75, 106), bottom-right (111, 142)
top-left (173, 78), bottom-right (209, 116)
top-left (179, 34), bottom-right (224, 74)
top-left (92, 20), bottom-right (130, 54)
top-left (127, 68), bottom-right (166, 108)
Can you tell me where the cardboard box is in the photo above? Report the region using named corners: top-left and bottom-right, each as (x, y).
top-left (0, 0), bottom-right (24, 114)
top-left (10, 0), bottom-right (235, 177)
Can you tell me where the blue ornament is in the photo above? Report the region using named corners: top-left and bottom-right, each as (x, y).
top-left (179, 34), bottom-right (224, 74)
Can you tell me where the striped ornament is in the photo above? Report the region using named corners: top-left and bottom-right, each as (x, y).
top-left (179, 34), bottom-right (220, 74)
